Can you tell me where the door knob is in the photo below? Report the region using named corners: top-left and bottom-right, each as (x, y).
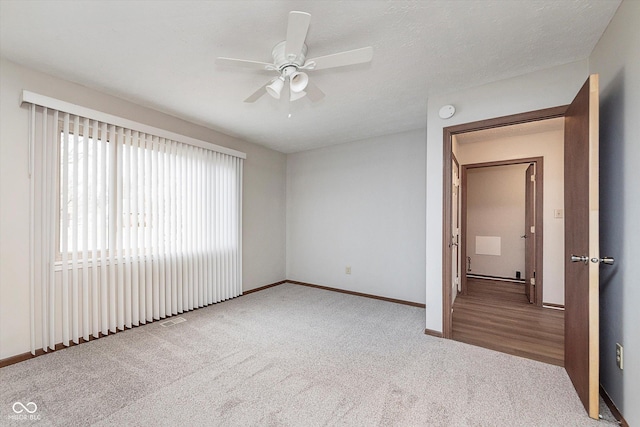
top-left (591, 256), bottom-right (615, 265)
top-left (571, 255), bottom-right (589, 264)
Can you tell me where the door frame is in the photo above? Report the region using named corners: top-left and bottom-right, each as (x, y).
top-left (441, 106), bottom-right (567, 338)
top-left (459, 157), bottom-right (544, 307)
top-left (451, 153), bottom-right (460, 303)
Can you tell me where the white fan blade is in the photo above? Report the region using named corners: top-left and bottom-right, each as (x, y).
top-left (305, 80), bottom-right (325, 102)
top-left (305, 46), bottom-right (373, 71)
top-left (217, 57), bottom-right (276, 71)
top-left (285, 11), bottom-right (311, 60)
top-left (244, 82), bottom-right (269, 103)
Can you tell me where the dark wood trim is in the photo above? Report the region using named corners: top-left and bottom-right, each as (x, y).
top-left (442, 105), bottom-right (567, 339)
top-left (600, 384), bottom-right (629, 427)
top-left (0, 351), bottom-right (38, 368)
top-left (534, 159), bottom-right (544, 306)
top-left (424, 328), bottom-right (443, 338)
top-left (460, 165), bottom-right (468, 295)
top-left (242, 280), bottom-right (287, 295)
top-left (288, 280), bottom-right (426, 308)
top-left (443, 130), bottom-right (454, 337)
top-left (452, 153), bottom-right (461, 299)
top-left (0, 333), bottom-right (108, 368)
top-left (2, 279), bottom-right (421, 369)
top-left (463, 157), bottom-right (542, 170)
top-left (467, 273), bottom-right (525, 283)
top-left (460, 157), bottom-right (544, 306)
top-left (444, 105), bottom-right (568, 135)
top-left (1, 286), bottom-right (262, 368)
top-left (452, 152), bottom-right (460, 170)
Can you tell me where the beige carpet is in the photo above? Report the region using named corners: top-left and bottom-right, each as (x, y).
top-left (1, 283), bottom-right (615, 426)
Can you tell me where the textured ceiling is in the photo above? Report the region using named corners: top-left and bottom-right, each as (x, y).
top-left (0, 1), bottom-right (620, 153)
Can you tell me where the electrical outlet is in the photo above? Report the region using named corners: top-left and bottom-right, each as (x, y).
top-left (616, 343), bottom-right (624, 370)
top-left (345, 266), bottom-right (351, 275)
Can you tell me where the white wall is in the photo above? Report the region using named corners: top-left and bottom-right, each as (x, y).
top-left (287, 129), bottom-right (426, 304)
top-left (589, 0), bottom-right (640, 423)
top-left (465, 164), bottom-right (527, 280)
top-left (425, 59), bottom-right (589, 331)
top-left (0, 58), bottom-right (287, 359)
top-left (457, 125), bottom-right (565, 304)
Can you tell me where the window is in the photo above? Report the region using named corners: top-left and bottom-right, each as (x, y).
top-left (59, 123), bottom-right (110, 255)
top-left (58, 118), bottom-right (240, 257)
top-left (25, 93), bottom-right (244, 352)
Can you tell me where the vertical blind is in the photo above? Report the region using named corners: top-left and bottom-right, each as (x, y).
top-left (25, 93), bottom-right (244, 354)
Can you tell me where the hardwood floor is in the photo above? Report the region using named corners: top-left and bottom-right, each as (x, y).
top-left (452, 278), bottom-right (564, 366)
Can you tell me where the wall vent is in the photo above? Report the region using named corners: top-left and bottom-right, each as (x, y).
top-left (160, 317), bottom-right (187, 327)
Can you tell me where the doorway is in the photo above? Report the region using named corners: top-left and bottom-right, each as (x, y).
top-left (451, 276), bottom-right (565, 366)
top-left (460, 157), bottom-right (544, 306)
top-left (441, 106), bottom-right (567, 338)
top-left (451, 142), bottom-right (557, 365)
top-left (440, 75), bottom-right (602, 419)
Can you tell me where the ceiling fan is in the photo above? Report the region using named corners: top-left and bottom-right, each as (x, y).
top-left (217, 11), bottom-right (373, 103)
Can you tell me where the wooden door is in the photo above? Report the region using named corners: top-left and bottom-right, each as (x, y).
top-left (524, 163), bottom-right (535, 304)
top-left (564, 74), bottom-right (599, 419)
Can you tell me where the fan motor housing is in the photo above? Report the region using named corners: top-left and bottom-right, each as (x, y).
top-left (272, 41), bottom-right (307, 70)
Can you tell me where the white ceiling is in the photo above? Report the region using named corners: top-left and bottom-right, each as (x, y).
top-left (0, 1), bottom-right (620, 153)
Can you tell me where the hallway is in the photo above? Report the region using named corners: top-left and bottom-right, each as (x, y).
top-left (452, 278), bottom-right (564, 366)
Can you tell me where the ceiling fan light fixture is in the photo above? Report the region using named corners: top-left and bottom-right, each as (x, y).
top-left (266, 77), bottom-right (285, 99)
top-left (290, 90), bottom-right (307, 102)
top-left (218, 11), bottom-right (374, 105)
top-left (290, 71), bottom-right (309, 93)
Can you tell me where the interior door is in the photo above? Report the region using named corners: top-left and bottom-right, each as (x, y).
top-left (564, 74), bottom-right (599, 419)
top-left (451, 160), bottom-right (460, 303)
top-left (524, 163), bottom-right (535, 304)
